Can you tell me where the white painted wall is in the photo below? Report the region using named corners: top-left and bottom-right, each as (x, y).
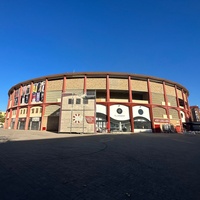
top-left (96, 104), bottom-right (106, 115)
top-left (132, 106), bottom-right (150, 120)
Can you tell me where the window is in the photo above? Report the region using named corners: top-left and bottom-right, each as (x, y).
top-left (23, 109), bottom-right (25, 114)
top-left (86, 90), bottom-right (96, 97)
top-left (132, 91), bottom-right (149, 101)
top-left (179, 99), bottom-right (184, 107)
top-left (31, 109), bottom-right (34, 114)
top-left (36, 108), bottom-right (38, 113)
top-left (68, 98), bottom-right (74, 104)
top-left (76, 98), bottom-right (81, 104)
top-left (83, 98), bottom-right (88, 104)
top-left (96, 90), bottom-right (106, 99)
top-left (134, 117), bottom-right (151, 129)
top-left (110, 90), bottom-right (129, 99)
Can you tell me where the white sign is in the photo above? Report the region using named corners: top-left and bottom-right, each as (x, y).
top-left (110, 105), bottom-right (130, 121)
top-left (32, 117), bottom-right (40, 122)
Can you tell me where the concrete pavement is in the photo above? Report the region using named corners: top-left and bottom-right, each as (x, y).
top-left (0, 129), bottom-right (200, 200)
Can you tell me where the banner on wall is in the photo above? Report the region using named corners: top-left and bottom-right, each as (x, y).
top-left (20, 81), bottom-right (45, 105)
top-left (21, 85), bottom-right (30, 104)
top-left (31, 81), bottom-right (45, 103)
top-left (14, 89), bottom-right (20, 106)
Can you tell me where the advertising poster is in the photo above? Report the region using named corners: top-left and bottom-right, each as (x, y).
top-left (31, 81), bottom-right (45, 103)
top-left (14, 89), bottom-right (20, 106)
top-left (21, 85), bottom-right (30, 104)
top-left (20, 81), bottom-right (45, 105)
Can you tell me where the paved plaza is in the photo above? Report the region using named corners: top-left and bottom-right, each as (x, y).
top-left (0, 129), bottom-right (200, 200)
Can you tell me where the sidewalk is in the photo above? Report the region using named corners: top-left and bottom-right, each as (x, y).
top-left (0, 128), bottom-right (90, 142)
top-left (0, 128), bottom-right (200, 200)
top-left (0, 129), bottom-right (135, 142)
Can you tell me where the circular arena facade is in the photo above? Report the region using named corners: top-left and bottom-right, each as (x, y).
top-left (5, 72), bottom-right (190, 133)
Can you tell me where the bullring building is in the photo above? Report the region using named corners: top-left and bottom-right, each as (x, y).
top-left (5, 72), bottom-right (190, 133)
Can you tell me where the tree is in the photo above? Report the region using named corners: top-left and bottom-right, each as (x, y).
top-left (0, 113), bottom-right (5, 123)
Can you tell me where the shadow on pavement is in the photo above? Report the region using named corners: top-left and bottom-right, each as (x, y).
top-left (0, 133), bottom-right (200, 200)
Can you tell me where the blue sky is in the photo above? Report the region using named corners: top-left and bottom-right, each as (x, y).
top-left (0, 0), bottom-right (200, 111)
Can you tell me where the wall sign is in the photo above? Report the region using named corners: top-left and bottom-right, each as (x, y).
top-left (154, 118), bottom-right (169, 123)
top-left (85, 116), bottom-right (95, 124)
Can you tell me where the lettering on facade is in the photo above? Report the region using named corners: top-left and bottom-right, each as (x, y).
top-left (154, 118), bottom-right (169, 123)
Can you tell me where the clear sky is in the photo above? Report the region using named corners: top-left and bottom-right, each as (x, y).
top-left (0, 0), bottom-right (200, 111)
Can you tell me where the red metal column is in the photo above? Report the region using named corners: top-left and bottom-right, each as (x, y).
top-left (12, 90), bottom-right (18, 129)
top-left (106, 75), bottom-right (110, 132)
top-left (185, 92), bottom-right (190, 121)
top-left (175, 86), bottom-right (180, 107)
top-left (58, 76), bottom-right (67, 132)
top-left (41, 79), bottom-right (48, 131)
top-left (18, 86), bottom-right (23, 129)
top-left (84, 75), bottom-right (87, 94)
top-left (185, 92), bottom-right (189, 109)
top-left (147, 79), bottom-right (154, 132)
top-left (11, 90), bottom-right (15, 107)
top-left (128, 76), bottom-right (134, 132)
top-left (182, 89), bottom-right (190, 122)
top-left (7, 110), bottom-right (12, 129)
top-left (182, 89), bottom-right (188, 110)
top-left (163, 82), bottom-right (170, 123)
top-left (175, 85), bottom-right (182, 132)
top-left (14, 87), bottom-right (21, 130)
top-left (25, 83), bottom-right (33, 130)
top-left (14, 110), bottom-right (19, 130)
top-left (62, 76), bottom-right (66, 92)
top-left (9, 92), bottom-right (15, 129)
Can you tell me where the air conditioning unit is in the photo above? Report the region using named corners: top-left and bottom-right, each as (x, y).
top-left (168, 102), bottom-right (171, 106)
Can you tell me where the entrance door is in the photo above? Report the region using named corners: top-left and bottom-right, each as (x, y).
top-left (18, 121), bottom-right (26, 130)
top-left (96, 120), bottom-right (107, 132)
top-left (47, 116), bottom-right (59, 132)
top-left (31, 121), bottom-right (40, 130)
